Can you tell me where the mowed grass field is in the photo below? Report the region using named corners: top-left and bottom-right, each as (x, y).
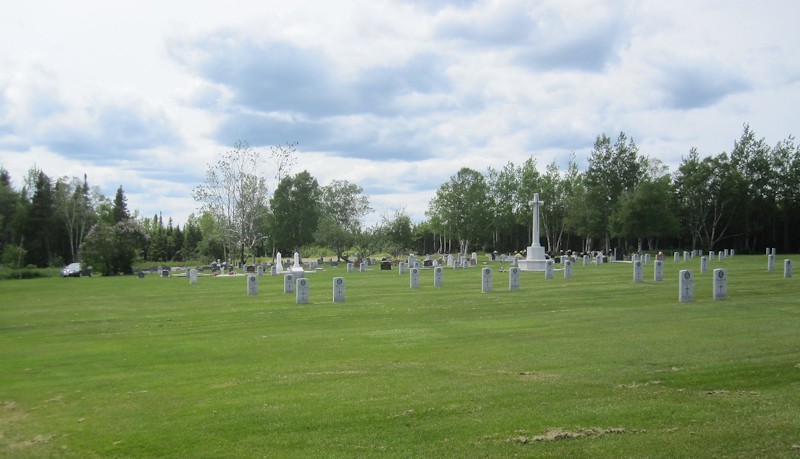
top-left (1, 255), bottom-right (799, 457)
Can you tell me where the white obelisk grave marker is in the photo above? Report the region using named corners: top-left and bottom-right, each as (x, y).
top-left (519, 193), bottom-right (547, 272)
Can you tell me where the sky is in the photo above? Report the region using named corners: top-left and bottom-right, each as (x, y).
top-left (1, 0), bottom-right (799, 227)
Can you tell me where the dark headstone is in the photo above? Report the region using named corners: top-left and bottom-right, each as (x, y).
top-left (380, 261), bottom-right (392, 270)
top-left (330, 261), bottom-right (339, 268)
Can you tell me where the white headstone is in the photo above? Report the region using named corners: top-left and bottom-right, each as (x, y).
top-left (333, 277), bottom-right (345, 303)
top-left (481, 267), bottom-right (492, 293)
top-left (296, 278), bottom-right (309, 304)
top-left (284, 274), bottom-right (295, 293)
top-left (471, 252), bottom-right (477, 260)
top-left (509, 267), bottom-right (520, 290)
top-left (674, 252), bottom-right (680, 263)
top-left (724, 249), bottom-right (729, 257)
top-left (772, 248), bottom-right (777, 256)
top-left (785, 259), bottom-right (792, 278)
top-left (768, 254), bottom-right (775, 271)
top-left (415, 261), bottom-right (421, 269)
top-left (633, 260), bottom-right (643, 283)
top-left (683, 251), bottom-right (689, 262)
top-left (434, 267), bottom-right (443, 287)
top-left (645, 253), bottom-right (651, 264)
top-left (276, 252), bottom-right (283, 273)
top-left (513, 258), bottom-right (518, 268)
top-left (700, 256), bottom-right (708, 274)
top-left (699, 249), bottom-right (704, 256)
top-left (461, 260), bottom-right (469, 270)
top-left (408, 254), bottom-right (416, 267)
top-left (247, 274), bottom-right (258, 296)
top-left (359, 263), bottom-right (365, 273)
top-left (766, 248), bottom-right (771, 255)
top-left (410, 267), bottom-right (420, 289)
top-left (447, 254), bottom-right (454, 266)
top-left (564, 259), bottom-right (573, 279)
top-left (654, 260), bottom-right (664, 281)
top-left (730, 249), bottom-right (735, 257)
top-left (271, 265), bottom-right (277, 276)
top-left (189, 268), bottom-right (197, 284)
top-left (545, 259), bottom-right (554, 279)
top-left (713, 268), bottom-right (727, 300)
top-left (453, 260), bottom-right (461, 270)
top-left (583, 255), bottom-right (589, 267)
top-left (257, 265), bottom-right (264, 276)
top-left (632, 254), bottom-right (639, 263)
top-left (679, 270), bottom-right (694, 303)
top-left (596, 254), bottom-right (603, 266)
top-left (347, 263), bottom-right (353, 273)
top-left (709, 250), bottom-right (715, 261)
top-left (399, 262), bottom-right (407, 275)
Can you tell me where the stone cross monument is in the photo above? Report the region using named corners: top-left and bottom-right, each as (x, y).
top-left (519, 192), bottom-right (547, 271)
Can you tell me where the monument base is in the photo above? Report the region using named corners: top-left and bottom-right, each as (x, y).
top-left (519, 245), bottom-right (547, 272)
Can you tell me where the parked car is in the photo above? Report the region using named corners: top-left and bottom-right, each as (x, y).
top-left (61, 262), bottom-right (87, 277)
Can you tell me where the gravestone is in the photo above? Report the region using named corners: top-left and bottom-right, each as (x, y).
top-left (564, 259), bottom-right (573, 278)
top-left (785, 259), bottom-right (792, 278)
top-left (347, 263), bottom-right (353, 273)
top-left (772, 248), bottom-right (777, 256)
top-left (544, 260), bottom-right (554, 279)
top-left (700, 256), bottom-right (708, 274)
top-left (684, 251), bottom-right (689, 262)
top-left (257, 265), bottom-right (264, 277)
top-left (513, 258), bottom-right (518, 268)
top-left (190, 269), bottom-right (197, 285)
top-left (423, 259), bottom-right (433, 268)
top-left (654, 260), bottom-right (664, 281)
top-left (434, 266), bottom-right (443, 287)
top-left (161, 269), bottom-right (169, 278)
top-left (509, 267), bottom-right (520, 291)
top-left (399, 262), bottom-right (407, 275)
top-left (724, 249), bottom-right (729, 257)
top-left (713, 268), bottom-right (727, 300)
top-left (453, 260), bottom-right (461, 270)
top-left (679, 270), bottom-right (694, 303)
top-left (271, 266), bottom-right (277, 276)
top-left (596, 254), bottom-right (603, 266)
top-left (730, 249), bottom-right (735, 257)
top-left (410, 268), bottom-right (420, 289)
top-left (709, 250), bottom-right (715, 261)
top-left (138, 272), bottom-right (145, 279)
top-left (381, 260), bottom-right (392, 270)
top-left (645, 254), bottom-right (651, 264)
top-left (408, 255), bottom-right (416, 268)
top-left (333, 277), bottom-right (345, 303)
top-left (633, 260), bottom-right (643, 283)
top-left (461, 260), bottom-right (469, 270)
top-left (583, 255), bottom-right (589, 267)
top-left (359, 263), bottom-right (365, 273)
top-left (247, 275), bottom-right (258, 296)
top-left (330, 261), bottom-right (339, 268)
top-left (246, 265), bottom-right (256, 273)
top-left (766, 248), bottom-right (771, 255)
top-left (768, 254), bottom-right (775, 271)
top-left (632, 254), bottom-right (639, 263)
top-left (296, 278), bottom-right (309, 304)
top-left (447, 254), bottom-right (454, 266)
top-left (691, 250), bottom-right (697, 258)
top-left (481, 267), bottom-right (492, 293)
top-left (718, 252), bottom-right (724, 262)
top-left (284, 274), bottom-right (295, 294)
top-left (699, 249), bottom-right (704, 256)
top-left (674, 252), bottom-right (680, 263)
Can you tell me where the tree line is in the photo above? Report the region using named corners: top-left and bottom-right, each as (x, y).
top-left (1, 124), bottom-right (796, 275)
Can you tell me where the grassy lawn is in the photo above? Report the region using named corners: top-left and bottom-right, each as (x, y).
top-left (1, 255), bottom-right (799, 457)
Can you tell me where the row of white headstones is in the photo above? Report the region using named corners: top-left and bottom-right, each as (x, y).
top-left (181, 252), bottom-right (793, 304)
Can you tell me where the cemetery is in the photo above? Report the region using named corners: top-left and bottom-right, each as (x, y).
top-left (1, 253), bottom-right (798, 457)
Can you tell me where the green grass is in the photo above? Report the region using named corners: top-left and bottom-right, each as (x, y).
top-left (1, 255), bottom-right (799, 457)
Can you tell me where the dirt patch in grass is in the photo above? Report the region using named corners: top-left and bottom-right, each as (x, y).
top-left (511, 426), bottom-right (630, 443)
top-left (618, 381), bottom-right (661, 388)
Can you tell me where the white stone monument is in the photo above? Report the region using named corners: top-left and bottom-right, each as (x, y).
top-left (509, 267), bottom-right (520, 290)
top-left (333, 277), bottom-right (345, 303)
top-left (482, 267), bottom-right (493, 293)
top-left (189, 268), bottom-right (197, 285)
top-left (633, 260), bottom-right (643, 283)
top-left (709, 250), bottom-right (715, 261)
top-left (679, 270), bottom-right (694, 303)
top-left (718, 252), bottom-right (724, 262)
top-left (271, 265), bottom-right (277, 276)
top-left (359, 263), bottom-right (366, 273)
top-left (713, 268), bottom-right (727, 300)
top-left (276, 252), bottom-right (283, 273)
top-left (519, 193), bottom-right (548, 272)
top-left (654, 260), bottom-right (664, 281)
top-left (645, 253), bottom-right (651, 264)
top-left (434, 267), bottom-right (443, 287)
top-left (674, 252), bottom-right (680, 263)
top-left (284, 274), bottom-right (295, 294)
top-left (683, 251), bottom-right (689, 262)
top-left (768, 254), bottom-right (775, 271)
top-left (257, 265), bottom-right (264, 276)
top-left (296, 278), bottom-right (309, 304)
top-left (583, 255), bottom-right (589, 267)
top-left (772, 248), bottom-right (777, 256)
top-left (399, 262), bottom-right (407, 275)
top-left (700, 256), bottom-right (708, 274)
top-left (247, 274), bottom-right (258, 296)
top-left (785, 259), bottom-right (792, 278)
top-left (410, 267), bottom-right (420, 289)
top-left (347, 263), bottom-right (353, 273)
top-left (461, 260), bottom-right (469, 270)
top-left (564, 259), bottom-right (573, 279)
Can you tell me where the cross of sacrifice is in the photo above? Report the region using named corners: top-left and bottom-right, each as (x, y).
top-left (529, 193), bottom-right (544, 247)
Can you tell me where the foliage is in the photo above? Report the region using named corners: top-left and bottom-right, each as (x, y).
top-left (314, 180), bottom-right (371, 260)
top-left (269, 170), bottom-right (321, 256)
top-left (80, 219), bottom-right (147, 275)
top-left (427, 167), bottom-right (492, 254)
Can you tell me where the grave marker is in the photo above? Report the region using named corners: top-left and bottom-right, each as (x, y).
top-left (545, 259), bottom-right (554, 279)
top-left (333, 277), bottom-right (345, 303)
top-left (247, 275), bottom-right (258, 295)
top-left (654, 260), bottom-right (664, 281)
top-left (785, 259), bottom-right (792, 278)
top-left (684, 251), bottom-right (689, 262)
top-left (564, 259), bottom-right (573, 279)
top-left (713, 269), bottom-right (727, 300)
top-left (700, 256), bottom-right (708, 274)
top-left (257, 265), bottom-right (264, 276)
top-left (768, 254), bottom-right (775, 271)
top-left (271, 266), bottom-right (277, 276)
top-left (399, 262), bottom-right (407, 275)
top-left (482, 267), bottom-right (492, 293)
top-left (296, 278), bottom-right (309, 304)
top-left (434, 267), bottom-right (443, 287)
top-left (633, 260), bottom-right (643, 283)
top-left (284, 274), bottom-right (295, 294)
top-left (674, 252), bottom-right (680, 263)
top-left (583, 255), bottom-right (589, 267)
top-left (679, 270), bottom-right (694, 303)
top-left (410, 268), bottom-right (420, 289)
top-left (509, 267), bottom-right (520, 290)
top-left (347, 263), bottom-right (353, 273)
top-left (190, 269), bottom-right (197, 285)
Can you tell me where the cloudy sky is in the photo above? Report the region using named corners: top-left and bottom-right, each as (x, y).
top-left (1, 1), bottom-right (798, 226)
